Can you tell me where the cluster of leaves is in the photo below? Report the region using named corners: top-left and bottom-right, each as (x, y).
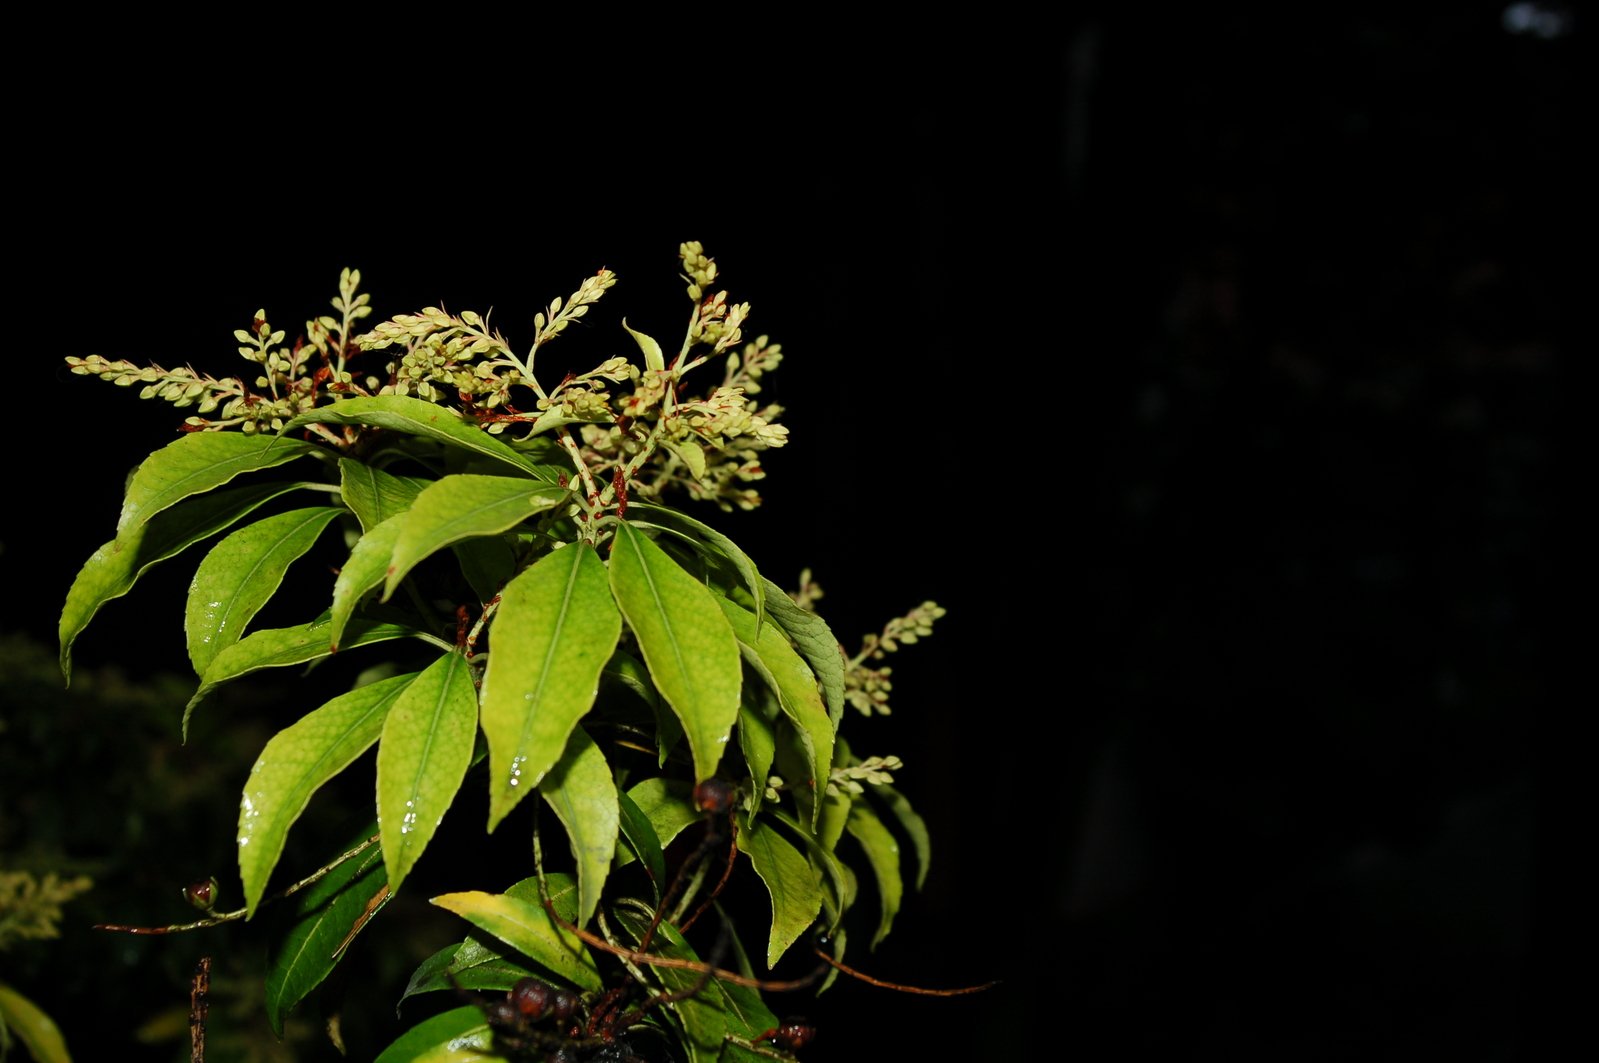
top-left (58, 246), bottom-right (941, 1061)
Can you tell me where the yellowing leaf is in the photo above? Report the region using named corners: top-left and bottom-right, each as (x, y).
top-left (429, 891), bottom-right (602, 991)
top-left (385, 475), bottom-right (566, 598)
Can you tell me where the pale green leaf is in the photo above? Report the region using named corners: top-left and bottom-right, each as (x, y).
top-left (740, 818), bottom-right (823, 967)
top-left (385, 475), bottom-right (566, 597)
top-left (758, 577), bottom-right (846, 728)
top-left (329, 515), bottom-right (405, 652)
top-left (284, 395), bottom-right (557, 480)
top-left (737, 695), bottom-right (778, 823)
top-left (372, 1007), bottom-right (492, 1063)
top-left (339, 458), bottom-right (424, 531)
top-left (766, 805), bottom-right (851, 935)
top-left (377, 652), bottom-right (478, 891)
top-left (0, 981), bottom-right (71, 1063)
top-left (239, 674), bottom-right (416, 914)
top-left (537, 727), bottom-right (617, 927)
top-left (116, 431), bottom-right (320, 534)
top-left (481, 544), bottom-right (620, 830)
top-left (608, 522), bottom-right (741, 782)
top-left (429, 890), bottom-right (602, 991)
top-left (401, 875), bottom-right (581, 1004)
top-left (876, 783), bottom-right (931, 891)
top-left (616, 787), bottom-right (665, 896)
top-left (185, 506), bottom-right (344, 675)
top-left (614, 779), bottom-right (698, 870)
top-left (628, 502), bottom-right (765, 634)
top-left (59, 481), bottom-right (308, 682)
top-left (845, 803), bottom-right (902, 949)
top-left (623, 318), bottom-right (665, 371)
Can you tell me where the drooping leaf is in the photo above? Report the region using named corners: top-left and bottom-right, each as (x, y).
top-left (371, 1007), bottom-right (492, 1063)
top-left (284, 395), bottom-right (557, 481)
top-left (875, 783), bottom-right (931, 891)
top-left (718, 599), bottom-right (832, 827)
top-left (737, 694), bottom-right (778, 823)
top-left (845, 802), bottom-right (903, 949)
top-left (239, 672), bottom-right (417, 914)
top-left (401, 875), bottom-right (581, 1005)
top-left (185, 616), bottom-right (421, 736)
top-left (608, 522), bottom-right (741, 782)
top-left (329, 515), bottom-right (405, 651)
top-left (629, 501), bottom-right (765, 632)
top-left (481, 544), bottom-right (620, 830)
top-left (116, 431), bottom-right (320, 535)
top-left (615, 787), bottom-right (666, 896)
top-left (263, 830), bottom-right (390, 1036)
top-left (59, 480), bottom-right (309, 682)
top-left (601, 648), bottom-right (659, 709)
top-left (429, 890), bottom-right (602, 991)
top-left (385, 475), bottom-right (566, 598)
top-left (816, 927), bottom-right (847, 997)
top-left (339, 458), bottom-right (424, 531)
top-left (758, 577), bottom-right (846, 729)
top-left (0, 981), bottom-right (71, 1063)
top-left (615, 779), bottom-right (698, 871)
top-left (184, 506), bottom-right (344, 675)
top-left (377, 651), bottom-right (478, 891)
top-left (537, 726), bottom-right (617, 927)
top-left (740, 818), bottom-right (823, 967)
top-left (766, 806), bottom-right (851, 936)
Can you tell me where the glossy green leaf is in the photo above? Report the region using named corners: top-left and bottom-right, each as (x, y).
top-left (616, 787), bottom-right (666, 895)
top-left (481, 544), bottom-right (621, 830)
top-left (386, 476), bottom-right (566, 598)
top-left (719, 599), bottom-right (832, 827)
top-left (629, 502), bottom-right (765, 632)
top-left (59, 481), bottom-right (309, 682)
top-left (429, 890), bottom-right (602, 991)
top-left (767, 806), bottom-right (851, 935)
top-left (263, 833), bottom-right (389, 1035)
top-left (329, 515), bottom-right (405, 652)
top-left (737, 695), bottom-right (778, 823)
top-left (372, 1007), bottom-right (493, 1063)
top-left (816, 927), bottom-right (847, 997)
top-left (602, 648), bottom-right (660, 709)
top-left (845, 802), bottom-right (902, 949)
top-left (339, 458), bottom-right (424, 531)
top-left (876, 783), bottom-right (931, 891)
top-left (285, 395), bottom-right (557, 481)
top-left (184, 506), bottom-right (344, 675)
top-left (0, 981), bottom-right (71, 1063)
top-left (116, 431), bottom-right (320, 535)
top-left (608, 522), bottom-right (741, 782)
top-left (537, 727), bottom-right (617, 927)
top-left (185, 616), bottom-right (420, 736)
top-left (615, 779), bottom-right (698, 870)
top-left (401, 875), bottom-right (581, 1005)
top-left (238, 672), bottom-right (417, 914)
top-left (377, 651), bottom-right (478, 891)
top-left (758, 577), bottom-right (846, 728)
top-left (740, 818), bottom-right (823, 967)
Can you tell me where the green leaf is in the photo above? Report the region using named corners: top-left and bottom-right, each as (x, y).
top-left (628, 502), bottom-right (765, 633)
top-left (718, 599), bottom-right (832, 827)
top-left (339, 458), bottom-right (424, 531)
top-left (452, 537), bottom-right (516, 603)
top-left (623, 318), bottom-right (665, 371)
top-left (329, 515), bottom-right (405, 652)
top-left (0, 981), bottom-right (71, 1063)
top-left (429, 890), bottom-right (602, 991)
top-left (401, 875), bottom-right (582, 1005)
top-left (263, 833), bottom-right (390, 1036)
top-left (372, 1007), bottom-right (493, 1063)
top-left (766, 806), bottom-right (851, 936)
top-left (845, 803), bottom-right (903, 949)
top-left (614, 779), bottom-right (698, 870)
top-left (116, 431), bottom-right (320, 535)
top-left (740, 818), bottom-right (823, 968)
top-left (608, 522), bottom-right (741, 783)
top-left (377, 651), bottom-right (479, 891)
top-left (616, 787), bottom-right (666, 896)
top-left (737, 695), bottom-right (778, 823)
top-left (285, 395), bottom-right (559, 480)
top-left (386, 475), bottom-right (567, 597)
top-left (59, 481), bottom-right (309, 682)
top-left (185, 616), bottom-right (421, 736)
top-left (758, 578), bottom-right (846, 729)
top-left (481, 544), bottom-right (621, 830)
top-left (876, 783), bottom-right (931, 891)
top-left (184, 506), bottom-right (344, 675)
top-left (537, 726), bottom-right (617, 927)
top-left (239, 672), bottom-right (417, 915)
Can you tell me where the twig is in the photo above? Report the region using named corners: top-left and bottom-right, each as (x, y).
top-left (190, 956), bottom-right (211, 1063)
top-left (812, 947), bottom-right (999, 996)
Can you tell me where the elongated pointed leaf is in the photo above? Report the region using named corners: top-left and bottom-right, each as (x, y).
top-left (429, 891), bottom-right (602, 991)
top-left (616, 787), bottom-right (666, 895)
top-left (758, 578), bottom-right (846, 728)
top-left (629, 502), bottom-right (765, 631)
top-left (285, 395), bottom-right (556, 480)
top-left (185, 616), bottom-right (420, 735)
top-left (0, 982), bottom-right (71, 1063)
top-left (372, 1007), bottom-right (492, 1063)
top-left (608, 522), bottom-right (741, 782)
top-left (386, 476), bottom-right (566, 597)
top-left (718, 599), bottom-right (832, 827)
top-left (737, 695), bottom-right (778, 823)
top-left (59, 481), bottom-right (309, 682)
top-left (875, 783), bottom-right (931, 891)
top-left (400, 875), bottom-right (581, 1005)
top-left (614, 779), bottom-right (698, 870)
top-left (480, 545), bottom-right (620, 829)
top-left (329, 515), bottom-right (405, 651)
top-left (339, 458), bottom-right (424, 531)
top-left (263, 833), bottom-right (389, 1035)
top-left (845, 803), bottom-right (902, 949)
top-left (184, 507), bottom-right (344, 675)
top-left (623, 318), bottom-right (665, 371)
top-left (740, 818), bottom-right (822, 967)
top-left (239, 672), bottom-right (417, 914)
top-left (536, 727), bottom-right (617, 927)
top-left (377, 651), bottom-right (478, 891)
top-left (767, 806), bottom-right (851, 935)
top-left (116, 432), bottom-right (319, 534)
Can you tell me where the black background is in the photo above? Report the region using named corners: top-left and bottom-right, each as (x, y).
top-left (3, 8), bottom-right (1573, 1061)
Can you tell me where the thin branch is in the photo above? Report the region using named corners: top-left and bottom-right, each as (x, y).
top-left (812, 947), bottom-right (999, 996)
